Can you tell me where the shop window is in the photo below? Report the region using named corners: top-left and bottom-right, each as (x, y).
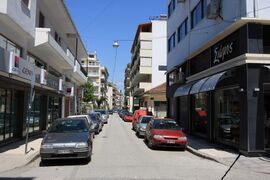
top-left (48, 97), bottom-right (61, 128)
top-left (0, 89), bottom-right (18, 143)
top-left (28, 94), bottom-right (42, 133)
top-left (214, 87), bottom-right (240, 145)
top-left (193, 92), bottom-right (208, 137)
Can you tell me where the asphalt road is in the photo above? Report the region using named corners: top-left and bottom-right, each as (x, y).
top-left (0, 114), bottom-right (269, 180)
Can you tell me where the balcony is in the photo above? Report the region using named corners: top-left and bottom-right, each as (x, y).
top-left (88, 72), bottom-right (99, 77)
top-left (32, 28), bottom-right (74, 71)
top-left (72, 60), bottom-right (87, 85)
top-left (132, 82), bottom-right (152, 96)
top-left (0, 0), bottom-right (36, 39)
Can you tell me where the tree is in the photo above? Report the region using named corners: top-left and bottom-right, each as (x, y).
top-left (82, 80), bottom-right (95, 103)
top-left (96, 96), bottom-right (107, 109)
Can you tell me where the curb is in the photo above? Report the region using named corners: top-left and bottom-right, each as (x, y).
top-left (187, 145), bottom-right (270, 175)
top-left (26, 151), bottom-right (40, 165)
top-left (187, 145), bottom-right (222, 164)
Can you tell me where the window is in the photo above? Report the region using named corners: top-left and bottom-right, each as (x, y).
top-left (191, 0), bottom-right (207, 29)
top-left (168, 0), bottom-right (176, 18)
top-left (193, 92), bottom-right (208, 137)
top-left (177, 18), bottom-right (188, 42)
top-left (27, 54), bottom-right (46, 68)
top-left (0, 35), bottom-right (22, 57)
top-left (39, 12), bottom-right (45, 28)
top-left (168, 33), bottom-right (176, 52)
top-left (214, 88), bottom-right (240, 145)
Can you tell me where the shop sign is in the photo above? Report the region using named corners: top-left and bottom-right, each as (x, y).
top-left (210, 28), bottom-right (245, 67)
top-left (65, 82), bottom-right (74, 97)
top-left (0, 47), bottom-right (10, 72)
top-left (47, 73), bottom-right (59, 90)
top-left (66, 86), bottom-right (74, 97)
top-left (212, 42), bottom-right (234, 65)
top-left (59, 79), bottom-right (63, 91)
top-left (8, 52), bottom-right (35, 81)
top-left (40, 68), bottom-right (48, 85)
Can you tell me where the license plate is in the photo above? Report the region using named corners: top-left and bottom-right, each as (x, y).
top-left (58, 150), bottom-right (71, 154)
top-left (167, 140), bottom-right (176, 144)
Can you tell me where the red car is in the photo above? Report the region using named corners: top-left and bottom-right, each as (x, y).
top-left (123, 112), bottom-right (133, 122)
top-left (132, 109), bottom-right (147, 131)
top-left (145, 118), bottom-right (187, 150)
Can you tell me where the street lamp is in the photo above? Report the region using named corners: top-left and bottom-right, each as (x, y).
top-left (112, 41), bottom-right (119, 84)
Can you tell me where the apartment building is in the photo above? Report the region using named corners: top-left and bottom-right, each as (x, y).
top-left (82, 52), bottom-right (109, 109)
top-left (166, 0), bottom-right (270, 156)
top-left (124, 63), bottom-right (131, 111)
top-left (130, 16), bottom-right (167, 112)
top-left (106, 82), bottom-right (122, 110)
top-left (0, 0), bottom-right (87, 144)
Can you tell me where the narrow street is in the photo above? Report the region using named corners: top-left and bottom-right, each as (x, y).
top-left (0, 114), bottom-right (268, 180)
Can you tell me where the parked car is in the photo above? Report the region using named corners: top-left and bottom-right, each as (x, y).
top-left (144, 118), bottom-right (187, 150)
top-left (67, 115), bottom-right (96, 137)
top-left (94, 110), bottom-right (109, 124)
top-left (40, 117), bottom-right (94, 162)
top-left (132, 109), bottom-right (147, 131)
top-left (136, 115), bottom-right (153, 137)
top-left (123, 112), bottom-right (133, 122)
top-left (86, 112), bottom-right (103, 134)
top-left (108, 110), bottom-right (113, 115)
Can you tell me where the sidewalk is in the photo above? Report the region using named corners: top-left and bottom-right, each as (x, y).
top-left (187, 136), bottom-right (270, 174)
top-left (0, 136), bottom-right (42, 173)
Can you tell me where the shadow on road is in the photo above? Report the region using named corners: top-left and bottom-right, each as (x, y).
top-left (39, 158), bottom-right (90, 167)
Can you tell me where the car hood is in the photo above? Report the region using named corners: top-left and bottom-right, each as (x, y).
top-left (44, 132), bottom-right (89, 144)
top-left (152, 129), bottom-right (186, 137)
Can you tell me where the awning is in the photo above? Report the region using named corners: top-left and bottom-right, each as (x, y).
top-left (174, 83), bottom-right (193, 97)
top-left (189, 77), bottom-right (209, 94)
top-left (200, 71), bottom-right (226, 92)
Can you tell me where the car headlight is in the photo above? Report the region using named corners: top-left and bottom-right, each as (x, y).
top-left (178, 136), bottom-right (187, 141)
top-left (41, 144), bottom-right (53, 149)
top-left (75, 142), bottom-right (88, 148)
top-left (153, 135), bottom-right (163, 139)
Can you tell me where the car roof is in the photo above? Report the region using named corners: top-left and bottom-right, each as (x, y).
top-left (67, 115), bottom-right (89, 119)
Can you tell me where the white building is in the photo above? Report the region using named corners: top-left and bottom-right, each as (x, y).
top-left (82, 52), bottom-right (109, 108)
top-left (166, 0), bottom-right (270, 156)
top-left (129, 15), bottom-right (167, 111)
top-left (0, 0), bottom-right (87, 144)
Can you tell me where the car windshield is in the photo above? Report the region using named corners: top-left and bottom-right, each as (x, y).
top-left (153, 120), bottom-right (181, 130)
top-left (49, 119), bottom-right (89, 133)
top-left (141, 116), bottom-right (152, 124)
top-left (95, 110), bottom-right (106, 115)
top-left (88, 113), bottom-right (97, 122)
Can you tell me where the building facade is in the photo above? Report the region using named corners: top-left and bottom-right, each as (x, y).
top-left (124, 63), bottom-right (132, 111)
top-left (166, 0), bottom-right (270, 156)
top-left (0, 0), bottom-right (87, 144)
top-left (82, 52), bottom-right (109, 109)
top-left (129, 16), bottom-right (167, 112)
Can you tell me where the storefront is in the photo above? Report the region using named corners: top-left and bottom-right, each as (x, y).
top-left (167, 22), bottom-right (270, 156)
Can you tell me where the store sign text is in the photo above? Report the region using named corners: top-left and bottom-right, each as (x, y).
top-left (213, 42), bottom-right (234, 65)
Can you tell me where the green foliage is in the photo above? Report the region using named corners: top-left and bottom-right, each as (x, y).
top-left (82, 80), bottom-right (95, 103)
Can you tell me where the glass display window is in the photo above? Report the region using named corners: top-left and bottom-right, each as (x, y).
top-left (192, 92), bottom-right (208, 137)
top-left (214, 87), bottom-right (240, 145)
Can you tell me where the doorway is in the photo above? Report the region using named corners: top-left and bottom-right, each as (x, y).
top-left (264, 93), bottom-right (270, 151)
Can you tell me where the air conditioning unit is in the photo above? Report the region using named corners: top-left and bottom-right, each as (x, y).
top-left (207, 0), bottom-right (221, 19)
top-left (177, 0), bottom-right (185, 3)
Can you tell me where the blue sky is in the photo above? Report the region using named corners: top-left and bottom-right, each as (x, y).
top-left (65, 0), bottom-right (166, 91)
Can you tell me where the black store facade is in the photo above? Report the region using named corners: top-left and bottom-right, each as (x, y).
top-left (0, 48), bottom-right (63, 145)
top-left (167, 23), bottom-right (270, 156)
